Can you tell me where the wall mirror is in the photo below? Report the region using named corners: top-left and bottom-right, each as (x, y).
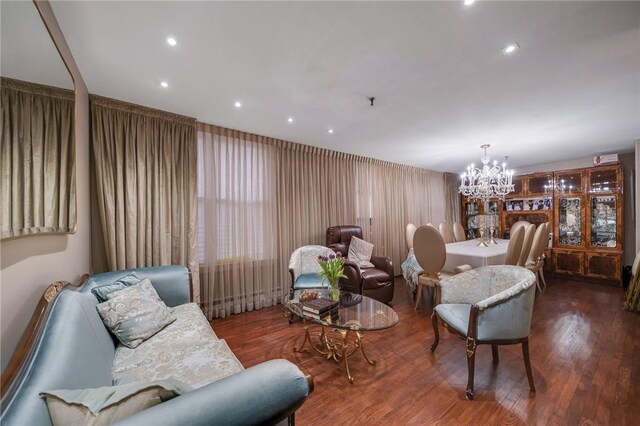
top-left (0, 0), bottom-right (76, 239)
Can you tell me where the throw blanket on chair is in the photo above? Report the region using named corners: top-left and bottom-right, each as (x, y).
top-left (401, 249), bottom-right (423, 292)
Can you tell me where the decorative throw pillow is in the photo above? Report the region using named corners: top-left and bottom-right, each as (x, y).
top-left (40, 379), bottom-right (192, 426)
top-left (91, 273), bottom-right (142, 302)
top-left (96, 278), bottom-right (176, 349)
top-left (348, 236), bottom-right (375, 269)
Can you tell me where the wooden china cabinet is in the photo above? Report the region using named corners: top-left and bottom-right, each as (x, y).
top-left (501, 172), bottom-right (554, 233)
top-left (459, 163), bottom-right (624, 285)
top-left (552, 165), bottom-right (623, 283)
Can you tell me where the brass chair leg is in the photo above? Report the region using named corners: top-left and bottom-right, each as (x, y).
top-left (491, 344), bottom-right (499, 363)
top-left (414, 284), bottom-right (423, 310)
top-left (466, 338), bottom-right (477, 400)
top-left (538, 268), bottom-right (547, 290)
top-left (522, 340), bottom-right (536, 392)
top-left (430, 311), bottom-right (439, 352)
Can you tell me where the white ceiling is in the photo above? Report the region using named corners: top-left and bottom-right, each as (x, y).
top-left (1, 0), bottom-right (73, 89)
top-left (48, 0), bottom-right (639, 173)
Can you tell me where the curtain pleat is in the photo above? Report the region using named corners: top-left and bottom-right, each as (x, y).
top-left (1, 78), bottom-right (75, 239)
top-left (444, 172), bottom-right (461, 224)
top-left (198, 123), bottom-right (456, 319)
top-left (90, 96), bottom-right (199, 302)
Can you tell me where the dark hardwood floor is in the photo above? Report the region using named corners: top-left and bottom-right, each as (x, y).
top-left (211, 277), bottom-right (640, 425)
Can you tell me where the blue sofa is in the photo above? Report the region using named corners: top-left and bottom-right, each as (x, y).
top-left (1, 266), bottom-right (312, 425)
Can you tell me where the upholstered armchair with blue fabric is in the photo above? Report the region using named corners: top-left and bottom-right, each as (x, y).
top-left (289, 245), bottom-right (336, 296)
top-left (1, 265), bottom-right (313, 426)
top-left (430, 265), bottom-right (537, 400)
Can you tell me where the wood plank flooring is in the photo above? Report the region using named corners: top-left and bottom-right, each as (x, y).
top-left (211, 277), bottom-right (640, 425)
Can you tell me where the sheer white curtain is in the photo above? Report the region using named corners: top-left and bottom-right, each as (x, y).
top-left (198, 125), bottom-right (280, 318)
top-left (198, 122), bottom-right (450, 318)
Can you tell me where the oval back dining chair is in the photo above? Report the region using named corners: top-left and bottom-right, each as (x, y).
top-left (406, 223), bottom-right (417, 250)
top-left (413, 225), bottom-right (447, 310)
top-left (438, 223), bottom-right (455, 244)
top-left (510, 220), bottom-right (530, 238)
top-left (431, 265), bottom-right (537, 399)
top-left (517, 224), bottom-right (537, 267)
top-left (504, 226), bottom-right (525, 266)
top-left (526, 222), bottom-right (550, 292)
top-left (453, 222), bottom-right (466, 242)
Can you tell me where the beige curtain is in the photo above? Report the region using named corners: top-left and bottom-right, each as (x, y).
top-left (198, 122), bottom-right (447, 318)
top-left (198, 125), bottom-right (280, 317)
top-left (1, 77), bottom-right (75, 239)
top-left (364, 162), bottom-right (446, 274)
top-left (91, 96), bottom-right (199, 302)
top-left (444, 172), bottom-right (461, 225)
top-left (198, 124), bottom-right (358, 318)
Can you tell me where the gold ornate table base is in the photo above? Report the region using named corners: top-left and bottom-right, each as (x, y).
top-left (294, 321), bottom-right (375, 384)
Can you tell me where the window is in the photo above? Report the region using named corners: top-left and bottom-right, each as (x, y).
top-left (197, 131), bottom-right (272, 264)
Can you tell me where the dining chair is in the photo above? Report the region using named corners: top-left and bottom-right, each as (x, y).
top-left (438, 223), bottom-right (455, 244)
top-left (453, 222), bottom-right (466, 242)
top-left (526, 222), bottom-right (549, 292)
top-left (510, 220), bottom-right (530, 238)
top-left (537, 222), bottom-right (550, 288)
top-left (504, 226), bottom-right (525, 266)
top-left (431, 265), bottom-right (537, 399)
top-left (406, 223), bottom-right (417, 250)
top-left (517, 224), bottom-right (537, 267)
top-left (426, 222), bottom-right (435, 229)
top-left (413, 225), bottom-right (446, 310)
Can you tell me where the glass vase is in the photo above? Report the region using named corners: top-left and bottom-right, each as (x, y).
top-left (329, 279), bottom-right (340, 301)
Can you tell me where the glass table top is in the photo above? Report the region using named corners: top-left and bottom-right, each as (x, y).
top-left (284, 289), bottom-right (399, 331)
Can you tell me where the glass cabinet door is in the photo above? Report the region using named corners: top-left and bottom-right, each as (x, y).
top-left (511, 176), bottom-right (524, 197)
top-left (590, 195), bottom-right (617, 248)
top-left (528, 173), bottom-right (553, 196)
top-left (588, 168), bottom-right (620, 193)
top-left (464, 201), bottom-right (479, 238)
top-left (554, 171), bottom-right (583, 194)
top-left (558, 197), bottom-right (582, 246)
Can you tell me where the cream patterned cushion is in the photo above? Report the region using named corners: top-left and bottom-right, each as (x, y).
top-left (41, 379), bottom-right (190, 426)
top-left (348, 236), bottom-right (375, 269)
top-left (112, 303), bottom-right (244, 389)
top-left (96, 279), bottom-right (176, 349)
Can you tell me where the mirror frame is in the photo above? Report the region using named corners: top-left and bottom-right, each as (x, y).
top-left (0, 0), bottom-right (77, 240)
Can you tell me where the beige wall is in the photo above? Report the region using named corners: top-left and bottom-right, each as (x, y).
top-left (0, 1), bottom-right (90, 371)
top-left (515, 151), bottom-right (636, 267)
top-left (515, 156), bottom-right (596, 174)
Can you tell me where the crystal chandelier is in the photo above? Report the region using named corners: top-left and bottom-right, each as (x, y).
top-left (459, 144), bottom-right (514, 202)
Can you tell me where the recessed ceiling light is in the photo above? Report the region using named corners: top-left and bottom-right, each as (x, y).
top-left (160, 81), bottom-right (169, 88)
top-left (502, 42), bottom-right (520, 54)
top-left (167, 37), bottom-right (177, 46)
top-left (287, 117), bottom-right (294, 123)
top-left (234, 101), bottom-right (242, 108)
top-left (328, 129), bottom-right (334, 134)
top-left (464, 0), bottom-right (476, 6)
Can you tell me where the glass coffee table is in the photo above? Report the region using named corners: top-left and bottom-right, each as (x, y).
top-left (284, 289), bottom-right (398, 384)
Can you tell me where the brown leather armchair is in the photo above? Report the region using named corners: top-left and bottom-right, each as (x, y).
top-left (325, 225), bottom-right (394, 304)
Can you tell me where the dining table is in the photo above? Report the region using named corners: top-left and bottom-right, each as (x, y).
top-left (442, 238), bottom-right (510, 273)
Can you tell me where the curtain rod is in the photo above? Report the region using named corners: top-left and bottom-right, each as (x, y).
top-left (198, 121), bottom-right (442, 175)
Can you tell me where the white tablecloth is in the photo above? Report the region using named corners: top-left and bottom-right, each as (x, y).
top-left (443, 239), bottom-right (509, 273)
